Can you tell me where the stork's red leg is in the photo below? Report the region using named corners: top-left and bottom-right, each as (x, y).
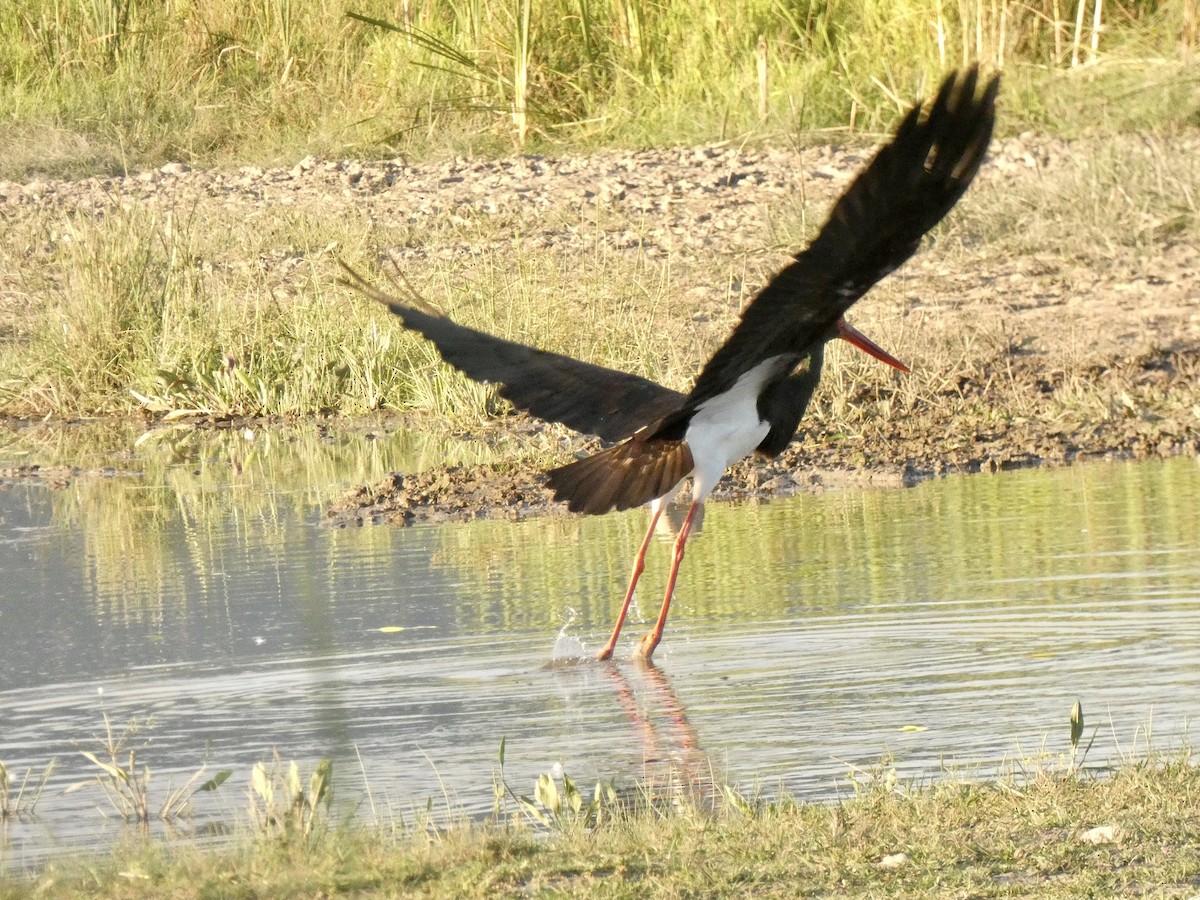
top-left (637, 501), bottom-right (700, 660)
top-left (596, 502), bottom-right (664, 661)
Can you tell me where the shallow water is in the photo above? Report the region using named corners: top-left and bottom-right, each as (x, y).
top-left (2, 431), bottom-right (1198, 871)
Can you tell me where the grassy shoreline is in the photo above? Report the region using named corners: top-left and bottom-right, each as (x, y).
top-left (4, 748), bottom-right (1198, 897)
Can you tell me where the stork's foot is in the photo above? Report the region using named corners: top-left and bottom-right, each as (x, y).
top-left (636, 630), bottom-right (663, 661)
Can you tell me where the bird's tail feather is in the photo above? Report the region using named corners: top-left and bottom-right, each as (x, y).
top-left (547, 439), bottom-right (694, 515)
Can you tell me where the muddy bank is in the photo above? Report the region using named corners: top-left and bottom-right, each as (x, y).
top-left (318, 136), bottom-right (1200, 528)
top-left (327, 338), bottom-right (1200, 527)
top-left (325, 429), bottom-right (1199, 529)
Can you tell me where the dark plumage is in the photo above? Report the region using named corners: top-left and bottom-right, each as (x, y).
top-left (342, 66), bottom-right (999, 661)
top-left (547, 67), bottom-right (997, 519)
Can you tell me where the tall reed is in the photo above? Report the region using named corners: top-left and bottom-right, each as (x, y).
top-left (0, 0), bottom-right (1187, 178)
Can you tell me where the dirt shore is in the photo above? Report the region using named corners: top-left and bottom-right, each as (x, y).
top-left (325, 381), bottom-right (1200, 528)
top-left (2, 136), bottom-right (1198, 520)
top-left (320, 142), bottom-right (1200, 527)
top-left (326, 281), bottom-right (1200, 528)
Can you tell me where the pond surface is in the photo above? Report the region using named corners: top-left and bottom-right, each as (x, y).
top-left (2, 427), bottom-right (1198, 871)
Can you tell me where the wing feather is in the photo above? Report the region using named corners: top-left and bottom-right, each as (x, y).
top-left (684, 67), bottom-right (999, 410)
top-left (339, 262), bottom-right (684, 441)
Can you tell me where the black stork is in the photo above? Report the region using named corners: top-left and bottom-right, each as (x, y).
top-left (341, 66), bottom-right (999, 662)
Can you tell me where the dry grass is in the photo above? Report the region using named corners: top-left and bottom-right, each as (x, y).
top-left (0, 1), bottom-right (1193, 180)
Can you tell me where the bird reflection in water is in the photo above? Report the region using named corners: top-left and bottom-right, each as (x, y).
top-left (602, 661), bottom-right (717, 813)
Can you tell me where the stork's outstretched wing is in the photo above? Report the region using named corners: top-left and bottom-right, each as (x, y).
top-left (339, 262), bottom-right (684, 441)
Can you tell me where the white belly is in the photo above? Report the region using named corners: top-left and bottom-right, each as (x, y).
top-left (684, 360), bottom-right (775, 503)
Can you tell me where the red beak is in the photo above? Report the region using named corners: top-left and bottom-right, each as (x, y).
top-left (836, 318), bottom-right (910, 374)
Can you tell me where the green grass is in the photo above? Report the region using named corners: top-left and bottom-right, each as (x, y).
top-left (0, 1), bottom-right (1194, 180)
top-left (0, 200), bottom-right (404, 419)
top-left (3, 749), bottom-right (1199, 897)
top-left (0, 200), bottom-right (691, 423)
